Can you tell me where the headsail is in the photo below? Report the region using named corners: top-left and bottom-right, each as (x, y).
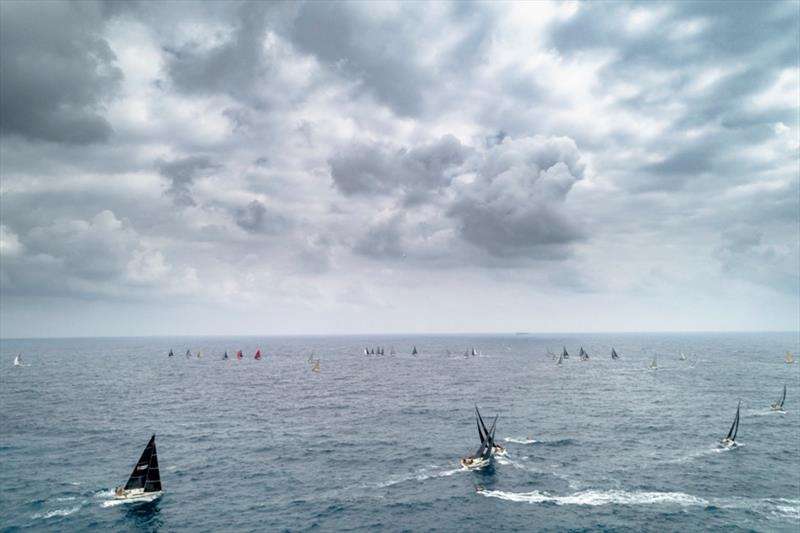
top-left (123, 434), bottom-right (161, 493)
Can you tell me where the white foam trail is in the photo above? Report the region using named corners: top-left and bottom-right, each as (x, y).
top-left (55, 497), bottom-right (77, 502)
top-left (504, 437), bottom-right (537, 444)
top-left (477, 489), bottom-right (800, 519)
top-left (32, 506), bottom-right (81, 519)
top-left (478, 488), bottom-right (707, 507)
top-left (375, 466), bottom-right (466, 488)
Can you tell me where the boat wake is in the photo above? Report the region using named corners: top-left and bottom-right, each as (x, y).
top-left (503, 437), bottom-right (537, 444)
top-left (31, 506), bottom-right (82, 520)
top-left (374, 465), bottom-right (466, 488)
top-left (477, 488), bottom-right (800, 518)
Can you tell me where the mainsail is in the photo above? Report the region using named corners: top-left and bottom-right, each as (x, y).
top-left (168, 349), bottom-right (173, 357)
top-left (611, 348), bottom-right (619, 360)
top-left (772, 384), bottom-right (786, 410)
top-left (412, 346), bottom-right (418, 355)
top-left (254, 349), bottom-right (262, 360)
top-left (123, 434), bottom-right (161, 493)
top-left (557, 350), bottom-right (563, 365)
top-left (222, 350), bottom-right (229, 360)
top-left (724, 401), bottom-right (741, 442)
top-left (471, 347), bottom-right (477, 357)
top-left (562, 346), bottom-right (569, 359)
top-left (13, 354), bottom-right (21, 366)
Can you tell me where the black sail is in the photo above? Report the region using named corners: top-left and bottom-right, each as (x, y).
top-left (124, 434), bottom-right (161, 492)
top-left (780, 384), bottom-right (786, 408)
top-left (725, 402), bottom-right (740, 441)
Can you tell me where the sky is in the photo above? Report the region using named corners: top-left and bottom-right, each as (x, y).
top-left (0, 0), bottom-right (798, 338)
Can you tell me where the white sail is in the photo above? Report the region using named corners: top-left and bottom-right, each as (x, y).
top-left (13, 354), bottom-right (21, 367)
top-left (679, 351), bottom-right (687, 360)
top-left (649, 355), bottom-right (658, 369)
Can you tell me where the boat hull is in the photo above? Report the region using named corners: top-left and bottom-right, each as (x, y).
top-left (113, 490), bottom-right (162, 501)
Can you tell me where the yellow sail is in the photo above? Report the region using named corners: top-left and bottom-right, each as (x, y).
top-left (786, 351), bottom-right (795, 364)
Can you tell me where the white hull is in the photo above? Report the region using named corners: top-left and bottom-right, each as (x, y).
top-left (720, 439), bottom-right (737, 449)
top-left (113, 489), bottom-right (162, 501)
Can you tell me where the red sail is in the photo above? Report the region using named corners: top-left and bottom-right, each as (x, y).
top-left (236, 350), bottom-right (243, 359)
top-left (254, 349), bottom-right (262, 360)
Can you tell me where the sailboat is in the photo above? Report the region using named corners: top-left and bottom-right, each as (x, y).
top-left (222, 351), bottom-right (229, 360)
top-left (113, 434), bottom-right (162, 500)
top-left (720, 401), bottom-right (741, 448)
top-left (254, 349), bottom-right (262, 360)
top-left (13, 354), bottom-right (22, 367)
top-left (611, 348), bottom-right (619, 360)
top-left (461, 407), bottom-right (501, 469)
top-left (786, 351), bottom-right (795, 364)
top-left (185, 349), bottom-right (192, 359)
top-left (649, 355), bottom-right (658, 369)
top-left (771, 384), bottom-right (787, 412)
top-left (168, 349), bottom-right (173, 357)
top-left (556, 350), bottom-right (563, 366)
top-left (679, 351), bottom-right (687, 361)
top-left (562, 346), bottom-right (569, 360)
top-left (412, 346), bottom-right (418, 355)
top-left (471, 347), bottom-right (478, 357)
top-left (196, 351), bottom-right (201, 358)
top-left (236, 350), bottom-right (243, 360)
top-left (579, 347), bottom-right (589, 361)
top-left (311, 360), bottom-right (320, 373)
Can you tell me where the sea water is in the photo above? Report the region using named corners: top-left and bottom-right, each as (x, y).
top-left (1, 333), bottom-right (798, 531)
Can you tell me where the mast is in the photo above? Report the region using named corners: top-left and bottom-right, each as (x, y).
top-left (123, 434), bottom-right (161, 493)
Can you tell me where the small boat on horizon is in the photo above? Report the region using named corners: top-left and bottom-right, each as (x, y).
top-left (562, 346), bottom-right (569, 360)
top-left (113, 434), bottom-right (162, 501)
top-left (254, 349), bottom-right (262, 360)
top-left (168, 349), bottom-right (173, 357)
top-left (185, 349), bottom-right (192, 359)
top-left (311, 360), bottom-right (320, 372)
top-left (785, 351), bottom-right (795, 364)
top-left (679, 351), bottom-right (687, 361)
top-left (13, 354), bottom-right (22, 367)
top-left (236, 350), bottom-right (243, 360)
top-left (579, 347), bottom-right (589, 361)
top-left (611, 348), bottom-right (619, 360)
top-left (649, 355), bottom-right (658, 369)
top-left (412, 346), bottom-right (418, 355)
top-left (720, 401), bottom-right (741, 448)
top-left (222, 351), bottom-right (229, 360)
top-left (771, 384), bottom-right (787, 412)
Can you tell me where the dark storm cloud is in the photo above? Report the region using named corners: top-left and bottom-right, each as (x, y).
top-left (0, 1), bottom-right (122, 144)
top-left (329, 135), bottom-right (470, 201)
top-left (163, 2), bottom-right (276, 106)
top-left (156, 155), bottom-right (217, 206)
top-left (448, 136), bottom-right (586, 258)
top-left (234, 200), bottom-right (291, 234)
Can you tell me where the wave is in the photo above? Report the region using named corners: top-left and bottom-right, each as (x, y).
top-left (476, 488), bottom-right (800, 519)
top-left (503, 437), bottom-right (537, 444)
top-left (32, 506), bottom-right (81, 519)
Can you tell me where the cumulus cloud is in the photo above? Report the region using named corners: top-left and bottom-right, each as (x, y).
top-left (0, 0), bottom-right (122, 144)
top-left (448, 136), bottom-right (586, 258)
top-left (234, 200), bottom-right (291, 234)
top-left (156, 155), bottom-right (217, 206)
top-left (330, 135), bottom-right (470, 202)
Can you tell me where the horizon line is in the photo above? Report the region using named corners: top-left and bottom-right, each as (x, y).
top-left (1, 330), bottom-right (799, 341)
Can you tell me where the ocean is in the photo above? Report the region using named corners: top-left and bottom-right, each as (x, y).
top-left (1, 333), bottom-right (798, 532)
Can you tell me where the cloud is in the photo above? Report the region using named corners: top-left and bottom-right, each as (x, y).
top-left (156, 155), bottom-right (217, 206)
top-left (448, 136), bottom-right (586, 258)
top-left (234, 199), bottom-right (291, 234)
top-left (329, 134), bottom-right (470, 202)
top-left (714, 225), bottom-right (799, 294)
top-left (0, 0), bottom-right (122, 144)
